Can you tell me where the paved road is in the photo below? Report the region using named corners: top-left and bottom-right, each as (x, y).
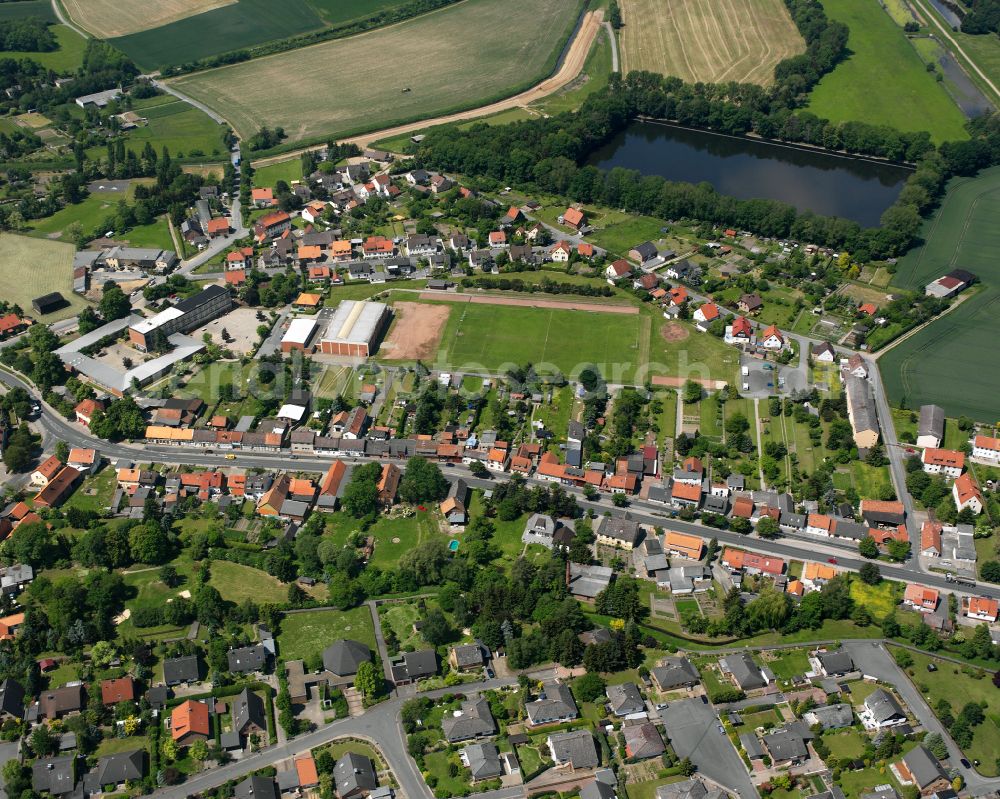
top-left (844, 642), bottom-right (1000, 793)
top-left (660, 697), bottom-right (758, 799)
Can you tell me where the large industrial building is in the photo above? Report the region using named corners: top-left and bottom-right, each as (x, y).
top-left (318, 301), bottom-right (390, 358)
top-left (129, 285), bottom-right (232, 351)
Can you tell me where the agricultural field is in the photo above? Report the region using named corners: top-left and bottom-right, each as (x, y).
top-left (62, 0), bottom-right (236, 37)
top-left (111, 0), bottom-right (325, 71)
top-left (427, 301), bottom-right (647, 381)
top-left (0, 0), bottom-right (56, 21)
top-left (806, 0), bottom-right (969, 143)
top-left (618, 0), bottom-right (805, 85)
top-left (3, 25), bottom-right (87, 72)
top-left (0, 234), bottom-right (91, 321)
top-left (880, 166), bottom-right (1000, 420)
top-left (170, 0), bottom-right (583, 144)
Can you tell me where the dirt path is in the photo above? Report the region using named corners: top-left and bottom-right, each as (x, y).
top-left (251, 9), bottom-right (603, 168)
top-left (652, 375), bottom-right (727, 389)
top-left (417, 290), bottom-right (638, 314)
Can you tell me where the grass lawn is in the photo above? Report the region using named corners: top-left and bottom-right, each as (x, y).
top-left (740, 707), bottom-right (782, 729)
top-left (423, 749), bottom-right (471, 796)
top-left (806, 0), bottom-right (968, 142)
top-left (120, 95), bottom-right (228, 161)
top-left (675, 598), bottom-right (701, 616)
top-left (655, 388), bottom-right (679, 447)
top-left (699, 395), bottom-right (722, 439)
top-left (368, 510), bottom-right (441, 571)
top-left (210, 560), bottom-right (290, 605)
top-left (626, 777), bottom-right (689, 799)
top-left (823, 729), bottom-right (868, 759)
top-left (532, 385), bottom-right (576, 448)
top-left (880, 167), bottom-right (1000, 421)
top-left (95, 735), bottom-right (149, 757)
top-left (124, 216), bottom-right (175, 250)
top-left (381, 601), bottom-right (436, 652)
top-left (894, 647), bottom-right (1000, 775)
top-left (583, 214), bottom-right (668, 257)
top-left (844, 679), bottom-right (879, 707)
top-left (766, 648), bottom-right (810, 681)
top-left (515, 743), bottom-right (546, 779)
top-left (4, 25), bottom-right (87, 72)
top-left (848, 576), bottom-right (900, 618)
top-left (171, 0), bottom-right (583, 144)
top-left (28, 191), bottom-right (134, 240)
top-left (277, 606), bottom-right (376, 663)
top-left (253, 158), bottom-right (305, 188)
top-left (848, 461), bottom-right (894, 500)
top-left (62, 467), bottom-right (117, 515)
top-left (0, 233), bottom-right (92, 321)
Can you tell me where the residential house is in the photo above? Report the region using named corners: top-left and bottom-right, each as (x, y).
top-left (813, 648), bottom-right (854, 677)
top-left (605, 259), bottom-right (631, 281)
top-left (100, 676), bottom-right (136, 706)
top-left (845, 375), bottom-right (880, 450)
top-left (526, 681), bottom-right (578, 726)
top-left (171, 699), bottom-right (210, 744)
top-left (721, 548), bottom-right (784, 576)
top-left (903, 584), bottom-right (939, 613)
top-left (442, 698), bottom-right (496, 743)
top-left (623, 723), bottom-right (665, 760)
top-left (629, 242), bottom-right (658, 264)
top-left (802, 562), bottom-right (838, 592)
top-left (650, 657), bottom-right (700, 692)
top-left (663, 530), bottom-right (704, 560)
top-left (859, 689), bottom-right (906, 729)
top-left (762, 724), bottom-right (812, 766)
top-left (860, 500), bottom-right (906, 528)
top-left (334, 752), bottom-right (378, 798)
top-left (163, 654), bottom-right (200, 686)
top-left (32, 756), bottom-right (75, 796)
top-left (921, 448), bottom-right (964, 478)
top-left (759, 325), bottom-right (784, 350)
top-left (693, 303), bottom-right (720, 331)
top-left (972, 434), bottom-right (1000, 464)
top-left (389, 649), bottom-right (438, 685)
top-left (916, 405), bottom-right (945, 448)
top-left (38, 685), bottom-right (84, 719)
top-left (596, 516), bottom-right (641, 550)
top-left (952, 473), bottom-right (983, 514)
top-left (228, 644), bottom-right (268, 674)
top-left (377, 463), bottom-right (401, 506)
top-left (720, 652), bottom-right (767, 690)
top-left (30, 455), bottom-right (63, 488)
top-left (93, 749), bottom-right (145, 789)
top-left (726, 316), bottom-right (754, 346)
top-left (966, 596), bottom-right (999, 622)
top-left (323, 639), bottom-right (371, 677)
top-left (74, 398), bottom-right (103, 427)
top-left (920, 520), bottom-right (942, 557)
top-left (606, 682), bottom-right (645, 716)
top-left (894, 747), bottom-right (949, 795)
top-left (803, 703), bottom-right (854, 730)
top-left (232, 687), bottom-right (267, 737)
top-left (448, 643), bottom-right (486, 672)
top-left (0, 678), bottom-right (24, 720)
top-left (559, 207), bottom-right (586, 230)
top-left (547, 729), bottom-right (598, 770)
top-left (812, 342), bottom-right (836, 363)
top-left (461, 743), bottom-right (503, 782)
top-left (737, 293), bottom-right (763, 314)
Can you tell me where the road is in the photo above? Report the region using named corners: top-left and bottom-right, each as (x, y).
top-left (152, 79), bottom-right (230, 126)
top-left (604, 22), bottom-right (620, 73)
top-left (49, 0), bottom-right (88, 39)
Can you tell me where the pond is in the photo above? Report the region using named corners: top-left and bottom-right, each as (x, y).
top-left (587, 121), bottom-right (913, 227)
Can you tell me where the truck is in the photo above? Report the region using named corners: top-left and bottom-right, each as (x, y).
top-left (741, 366), bottom-right (749, 377)
top-left (945, 573), bottom-right (976, 587)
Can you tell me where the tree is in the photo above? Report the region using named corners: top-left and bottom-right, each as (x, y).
top-left (55, 441), bottom-right (69, 463)
top-left (342, 462), bottom-right (381, 518)
top-left (30, 724), bottom-right (58, 757)
top-left (189, 739), bottom-right (209, 762)
top-left (859, 562), bottom-right (881, 585)
top-left (682, 380), bottom-right (702, 404)
top-left (354, 660), bottom-right (380, 700)
top-left (756, 516), bottom-right (780, 539)
top-left (89, 640), bottom-right (117, 669)
top-left (128, 522), bottom-right (170, 564)
top-left (398, 457), bottom-right (449, 504)
top-left (573, 672), bottom-right (606, 702)
top-left (89, 395), bottom-right (145, 441)
top-left (421, 609), bottom-right (455, 646)
top-left (611, 492), bottom-right (628, 507)
top-left (982, 560), bottom-right (1000, 583)
top-left (924, 732), bottom-right (948, 760)
top-left (858, 535), bottom-right (879, 559)
top-left (99, 285), bottom-right (131, 321)
top-left (886, 539), bottom-right (911, 562)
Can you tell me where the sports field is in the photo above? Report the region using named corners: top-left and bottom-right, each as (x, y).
top-left (879, 165), bottom-right (1000, 421)
top-left (807, 0), bottom-right (968, 143)
top-left (170, 0), bottom-right (582, 144)
top-left (0, 234), bottom-right (92, 321)
top-left (425, 302), bottom-right (648, 381)
top-left (618, 0), bottom-right (805, 85)
top-left (62, 0), bottom-right (235, 37)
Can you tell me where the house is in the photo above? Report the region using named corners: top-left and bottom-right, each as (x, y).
top-left (952, 472), bottom-right (983, 514)
top-left (606, 259), bottom-right (632, 280)
top-left (461, 743), bottom-right (503, 782)
top-left (522, 513), bottom-right (557, 548)
top-left (623, 723), bottom-right (665, 759)
top-left (720, 652), bottom-right (768, 691)
top-left (34, 465), bottom-right (80, 508)
top-left (664, 530), bottom-right (704, 560)
top-left (894, 747), bottom-right (950, 795)
top-left (806, 513), bottom-right (835, 537)
top-left (693, 303), bottom-right (720, 331)
top-left (389, 649), bottom-right (438, 685)
top-left (559, 207), bottom-right (585, 230)
top-left (859, 688), bottom-right (906, 729)
top-left (845, 375), bottom-right (880, 450)
top-left (966, 596), bottom-right (999, 622)
top-left (920, 520), bottom-right (942, 557)
top-left (629, 241), bottom-right (658, 263)
top-left (634, 273), bottom-right (660, 291)
top-left (803, 703), bottom-right (854, 730)
top-left (921, 448), bottom-right (964, 478)
top-left (442, 698), bottom-right (496, 742)
top-left (568, 562), bottom-right (613, 599)
top-left (74, 397), bottom-right (104, 426)
top-left (726, 316), bottom-right (754, 345)
top-left (903, 583), bottom-right (939, 613)
top-left (228, 644), bottom-right (268, 674)
top-left (39, 684), bottom-right (84, 719)
top-left (762, 725), bottom-right (811, 766)
top-left (100, 676), bottom-right (136, 706)
top-left (488, 231), bottom-right (507, 248)
top-left (812, 342), bottom-right (836, 363)
top-left (916, 405), bottom-right (945, 448)
top-left (235, 776), bottom-right (278, 799)
top-left (377, 463), bottom-right (401, 506)
top-left (294, 754), bottom-right (320, 789)
top-left (972, 434), bottom-right (1000, 464)
top-left (163, 654), bottom-right (200, 686)
top-left (253, 210), bottom-right (291, 242)
top-left (814, 648), bottom-right (854, 677)
top-left (802, 562), bottom-right (838, 592)
top-left (323, 639), bottom-right (371, 677)
top-left (548, 729), bottom-right (599, 770)
top-left (671, 480), bottom-right (702, 509)
top-left (526, 681), bottom-right (578, 726)
top-left (721, 548), bottom-right (784, 576)
top-left (596, 516), bottom-right (641, 549)
top-left (858, 303), bottom-right (878, 316)
top-left (448, 643), bottom-right (486, 672)
top-left (860, 500), bottom-right (906, 528)
top-left (737, 293), bottom-right (763, 314)
top-left (232, 687), bottom-right (267, 737)
top-left (607, 682), bottom-right (645, 716)
top-left (30, 454), bottom-right (63, 487)
top-left (0, 313), bottom-right (28, 339)
top-left (32, 756), bottom-right (75, 796)
top-left (650, 657), bottom-right (700, 691)
top-left (759, 325), bottom-right (784, 350)
top-left (334, 752), bottom-right (378, 798)
top-left (93, 749), bottom-right (146, 789)
top-left (656, 779), bottom-right (728, 799)
top-left (171, 699), bottom-right (210, 744)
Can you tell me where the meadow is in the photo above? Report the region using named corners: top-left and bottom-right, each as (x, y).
top-left (806, 0), bottom-right (969, 143)
top-left (277, 607), bottom-right (376, 663)
top-left (879, 166), bottom-right (1000, 420)
top-left (61, 0), bottom-right (235, 37)
top-left (618, 0), bottom-right (805, 85)
top-left (424, 301), bottom-right (648, 381)
top-left (3, 25), bottom-right (87, 72)
top-left (124, 96), bottom-right (228, 160)
top-left (112, 0), bottom-right (324, 71)
top-left (0, 234), bottom-right (91, 321)
top-left (170, 0), bottom-right (583, 144)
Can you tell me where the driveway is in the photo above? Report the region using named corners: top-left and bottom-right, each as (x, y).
top-left (0, 741), bottom-right (19, 799)
top-left (659, 698), bottom-right (758, 799)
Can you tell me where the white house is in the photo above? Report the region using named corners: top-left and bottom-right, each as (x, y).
top-left (606, 260), bottom-right (631, 281)
top-left (812, 342), bottom-right (836, 363)
top-left (920, 447), bottom-right (964, 479)
top-left (759, 325), bottom-right (785, 351)
top-left (972, 434), bottom-right (1000, 464)
top-left (953, 473), bottom-right (983, 515)
top-left (550, 241), bottom-right (572, 263)
top-left (693, 303), bottom-right (720, 332)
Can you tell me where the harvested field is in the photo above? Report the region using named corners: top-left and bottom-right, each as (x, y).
top-left (0, 234), bottom-right (92, 321)
top-left (417, 292), bottom-right (639, 315)
top-left (381, 302), bottom-right (450, 360)
top-left (62, 0), bottom-right (235, 37)
top-left (652, 376), bottom-right (728, 389)
top-left (619, 0), bottom-right (805, 85)
top-left (171, 0), bottom-right (583, 143)
top-left (661, 322), bottom-right (690, 342)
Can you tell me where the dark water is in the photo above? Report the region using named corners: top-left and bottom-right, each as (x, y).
top-left (587, 121), bottom-right (912, 226)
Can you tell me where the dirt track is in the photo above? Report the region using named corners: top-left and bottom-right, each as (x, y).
top-left (252, 9), bottom-right (603, 168)
top-left (418, 291), bottom-right (639, 315)
top-left (652, 375), bottom-right (727, 389)
top-left (381, 302), bottom-right (450, 360)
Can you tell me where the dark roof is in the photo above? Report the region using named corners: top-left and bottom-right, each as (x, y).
top-left (442, 698), bottom-right (496, 742)
top-left (323, 639), bottom-right (371, 677)
top-left (234, 776), bottom-right (278, 799)
top-left (334, 752), bottom-right (377, 797)
top-left (39, 684), bottom-right (84, 718)
top-left (163, 654), bottom-right (199, 685)
top-left (32, 756), bottom-right (75, 795)
top-left (901, 746), bottom-right (948, 788)
top-left (817, 649), bottom-right (854, 675)
top-left (651, 657), bottom-right (700, 690)
top-left (232, 687), bottom-right (267, 735)
top-left (174, 283), bottom-right (229, 314)
top-left (548, 729), bottom-right (599, 769)
top-left (0, 677), bottom-right (24, 718)
top-left (606, 682), bottom-right (645, 716)
top-left (95, 749), bottom-right (145, 785)
top-left (463, 742), bottom-right (503, 781)
top-left (722, 652), bottom-right (765, 690)
top-left (145, 686), bottom-right (168, 709)
top-left (392, 649), bottom-right (438, 682)
top-left (228, 644), bottom-right (268, 674)
top-left (526, 681), bottom-right (578, 725)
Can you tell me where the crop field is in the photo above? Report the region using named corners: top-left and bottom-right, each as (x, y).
top-left (62, 0), bottom-right (236, 37)
top-left (112, 0), bottom-right (324, 71)
top-left (0, 234), bottom-right (91, 321)
top-left (426, 301), bottom-right (647, 381)
top-left (880, 166), bottom-right (1000, 420)
top-left (170, 0), bottom-right (582, 144)
top-left (807, 0), bottom-right (968, 143)
top-left (0, 0), bottom-right (56, 21)
top-left (308, 0), bottom-right (410, 26)
top-left (618, 0), bottom-right (805, 85)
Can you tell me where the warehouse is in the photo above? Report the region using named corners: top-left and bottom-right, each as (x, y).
top-left (281, 318), bottom-right (318, 353)
top-left (129, 285), bottom-right (232, 351)
top-left (318, 301), bottom-right (390, 358)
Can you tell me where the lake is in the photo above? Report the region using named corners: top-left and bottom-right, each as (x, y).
top-left (587, 121), bottom-right (912, 226)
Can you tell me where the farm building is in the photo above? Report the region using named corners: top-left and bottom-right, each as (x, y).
top-left (318, 301), bottom-right (391, 358)
top-left (32, 293), bottom-right (67, 315)
top-left (844, 375), bottom-right (879, 450)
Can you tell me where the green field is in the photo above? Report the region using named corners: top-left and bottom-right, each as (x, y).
top-left (277, 607), bottom-right (376, 663)
top-left (111, 0), bottom-right (325, 71)
top-left (807, 0), bottom-right (969, 143)
top-left (253, 158), bottom-right (305, 188)
top-left (534, 24), bottom-right (613, 115)
top-left (0, 233), bottom-right (91, 321)
top-left (209, 560), bottom-right (290, 604)
top-left (170, 0), bottom-right (583, 144)
top-left (880, 166), bottom-right (1000, 420)
top-left (0, 0), bottom-right (56, 21)
top-left (307, 0), bottom-right (410, 26)
top-left (124, 96), bottom-right (229, 161)
top-left (2, 25), bottom-right (87, 72)
top-left (423, 301), bottom-right (648, 381)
